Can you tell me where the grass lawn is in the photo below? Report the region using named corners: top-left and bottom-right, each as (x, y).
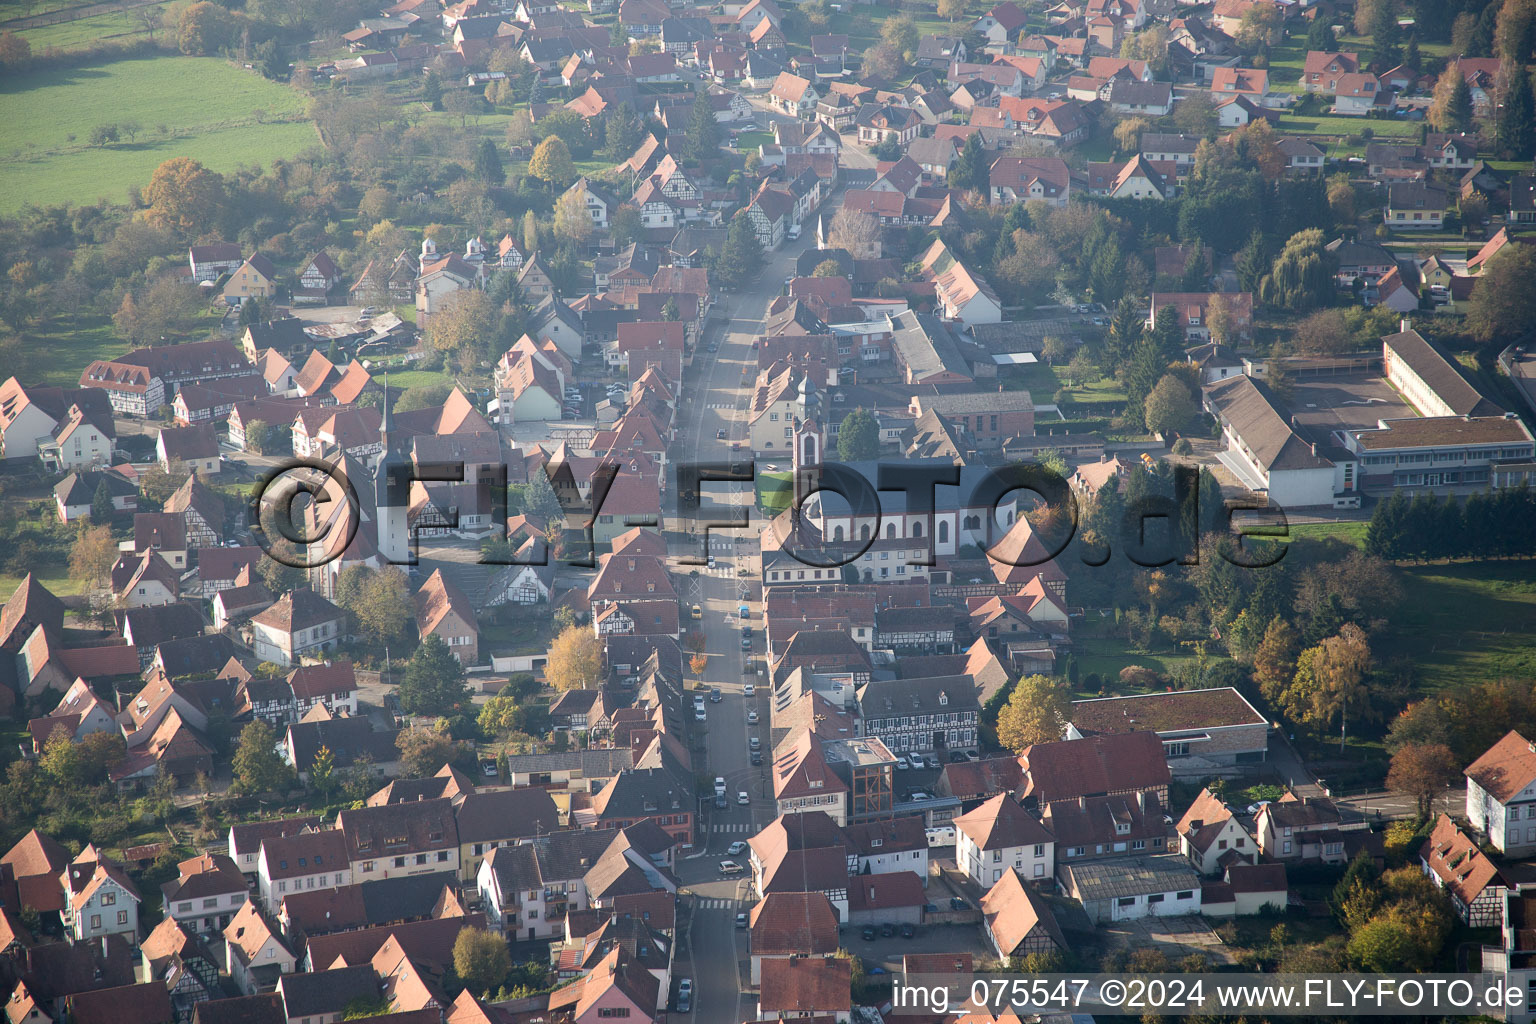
top-left (1274, 113), bottom-right (1421, 140)
top-left (0, 55), bottom-right (316, 212)
top-left (1284, 520), bottom-right (1369, 547)
top-left (23, 315), bottom-right (121, 386)
top-left (0, 565), bottom-right (87, 599)
top-left (479, 616), bottom-right (547, 654)
top-left (1061, 375), bottom-right (1127, 404)
top-left (735, 130), bottom-right (772, 152)
top-left (17, 5), bottom-right (162, 51)
top-left (378, 369), bottom-right (456, 389)
top-left (1069, 625), bottom-right (1201, 691)
top-left (1387, 561), bottom-right (1536, 690)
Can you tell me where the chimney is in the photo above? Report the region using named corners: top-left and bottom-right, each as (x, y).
top-left (1078, 794), bottom-right (1085, 810)
top-left (1310, 443), bottom-right (1318, 457)
top-left (1400, 317), bottom-right (1412, 333)
top-left (1136, 791), bottom-right (1146, 813)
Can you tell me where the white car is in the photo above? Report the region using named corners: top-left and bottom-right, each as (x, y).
top-left (719, 860), bottom-right (743, 875)
top-left (747, 709), bottom-right (759, 723)
top-left (727, 841), bottom-right (746, 855)
top-left (715, 776), bottom-right (726, 794)
top-left (743, 684), bottom-right (755, 697)
top-left (895, 756), bottom-right (910, 770)
top-left (737, 791), bottom-right (749, 805)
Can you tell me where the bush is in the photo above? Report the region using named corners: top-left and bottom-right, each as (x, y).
top-left (1119, 665), bottom-right (1164, 688)
top-left (1172, 437), bottom-right (1193, 454)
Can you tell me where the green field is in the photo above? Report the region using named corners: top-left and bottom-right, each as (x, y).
top-left (17, 5), bottom-right (161, 51)
top-left (1273, 113), bottom-right (1421, 139)
top-left (1388, 562), bottom-right (1536, 690)
top-left (0, 56), bottom-right (316, 212)
top-left (1284, 520), bottom-right (1369, 546)
top-left (24, 315), bottom-right (122, 386)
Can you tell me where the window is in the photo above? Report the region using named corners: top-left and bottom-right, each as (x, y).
top-left (1033, 863), bottom-right (1044, 877)
top-left (437, 851), bottom-right (450, 862)
top-left (1176, 890), bottom-right (1193, 900)
top-left (1282, 841), bottom-right (1292, 854)
top-left (203, 898), bottom-right (219, 909)
top-left (117, 910), bottom-right (128, 925)
top-left (1032, 844), bottom-right (1043, 856)
top-left (394, 857), bottom-right (406, 868)
top-left (992, 849), bottom-right (1001, 862)
top-left (101, 893), bottom-right (116, 906)
top-left (1116, 897), bottom-right (1136, 908)
top-left (179, 902), bottom-right (192, 913)
top-left (1131, 840), bottom-right (1146, 851)
top-left (90, 915), bottom-right (102, 929)
top-left (1148, 893), bottom-right (1165, 904)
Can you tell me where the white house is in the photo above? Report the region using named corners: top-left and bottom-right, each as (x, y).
top-left (255, 830), bottom-right (352, 909)
top-left (953, 794), bottom-right (1055, 887)
top-left (62, 848), bottom-right (142, 944)
top-left (1466, 730), bottom-right (1536, 856)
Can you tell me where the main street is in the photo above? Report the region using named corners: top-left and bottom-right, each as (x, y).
top-left (666, 231), bottom-right (817, 1021)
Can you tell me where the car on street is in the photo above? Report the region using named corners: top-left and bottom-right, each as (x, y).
top-left (749, 736), bottom-right (760, 751)
top-left (695, 709), bottom-right (706, 722)
top-left (708, 341), bottom-right (718, 352)
top-left (750, 751), bottom-right (762, 765)
top-left (715, 793), bottom-right (727, 808)
top-left (676, 978), bottom-right (691, 1013)
top-left (737, 791), bottom-right (749, 805)
top-left (747, 709), bottom-right (759, 723)
top-left (736, 912), bottom-right (748, 928)
top-left (741, 625), bottom-right (751, 637)
top-left (691, 603), bottom-right (702, 619)
top-left (719, 860), bottom-right (743, 875)
top-left (716, 428), bottom-right (727, 439)
top-left (710, 687), bottom-right (722, 702)
top-left (740, 636), bottom-right (752, 649)
top-left (727, 841), bottom-right (746, 855)
top-left (743, 684), bottom-right (755, 697)
top-left (708, 554), bottom-right (716, 569)
top-left (715, 776), bottom-right (726, 794)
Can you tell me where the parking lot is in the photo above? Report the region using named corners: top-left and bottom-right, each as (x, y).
top-left (1101, 914), bottom-right (1232, 964)
top-left (840, 917), bottom-right (989, 972)
top-left (1287, 374), bottom-right (1416, 441)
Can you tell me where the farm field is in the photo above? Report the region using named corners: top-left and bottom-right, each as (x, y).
top-left (0, 56), bottom-right (316, 212)
top-left (16, 4), bottom-right (160, 50)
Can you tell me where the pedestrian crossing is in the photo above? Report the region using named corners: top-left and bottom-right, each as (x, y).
top-left (707, 403), bottom-right (733, 410)
top-left (697, 898), bottom-right (740, 909)
top-left (712, 823), bottom-right (752, 833)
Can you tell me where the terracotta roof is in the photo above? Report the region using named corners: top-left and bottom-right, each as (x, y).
top-left (1020, 730), bottom-right (1170, 804)
top-left (981, 868), bottom-right (1064, 955)
top-left (759, 956), bottom-right (852, 1014)
top-left (1466, 730), bottom-right (1536, 803)
top-left (847, 870), bottom-right (926, 911)
top-left (748, 891), bottom-right (839, 955)
top-left (954, 793), bottom-right (1052, 850)
top-left (939, 756), bottom-right (1023, 800)
top-left (250, 588), bottom-right (343, 633)
top-left (66, 982), bottom-right (173, 1024)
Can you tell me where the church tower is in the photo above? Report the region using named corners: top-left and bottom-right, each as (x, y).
top-left (792, 372), bottom-right (824, 505)
top-left (373, 381), bottom-right (411, 566)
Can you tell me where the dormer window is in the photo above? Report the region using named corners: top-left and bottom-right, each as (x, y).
top-left (938, 692), bottom-right (948, 706)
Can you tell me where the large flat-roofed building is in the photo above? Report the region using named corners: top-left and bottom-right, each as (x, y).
top-left (1340, 415), bottom-right (1536, 489)
top-left (1383, 327), bottom-right (1505, 418)
top-left (1065, 687), bottom-right (1269, 774)
top-left (1060, 854), bottom-right (1202, 923)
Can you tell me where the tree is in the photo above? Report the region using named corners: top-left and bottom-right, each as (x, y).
top-left (861, 42), bottom-right (903, 79)
top-left (1497, 69), bottom-right (1536, 158)
top-left (1173, 91), bottom-right (1217, 137)
top-left (948, 132), bottom-right (988, 193)
top-left (1298, 623), bottom-right (1373, 748)
top-left (1144, 374), bottom-right (1196, 436)
top-left (996, 675), bottom-right (1070, 753)
top-left (714, 212), bottom-right (764, 289)
top-left (1112, 117), bottom-right (1148, 155)
top-left (1326, 173), bottom-right (1355, 225)
top-left (474, 139), bottom-right (505, 184)
top-left (1497, 0), bottom-right (1536, 63)
top-left (610, 204), bottom-right (642, 249)
top-left (836, 406), bottom-right (880, 461)
top-left (1428, 69), bottom-right (1473, 132)
top-left (1465, 242), bottom-right (1536, 341)
top-left (553, 185), bottom-right (594, 247)
top-left (1291, 308), bottom-right (1350, 354)
top-left (89, 123), bottom-right (120, 147)
top-left (1205, 292), bottom-right (1234, 345)
top-left (606, 102), bottom-right (644, 160)
top-left (684, 93), bottom-right (721, 161)
top-left (336, 567), bottom-right (414, 649)
top-left (176, 1), bottom-right (238, 55)
top-left (1253, 618), bottom-right (1300, 703)
top-left (880, 13), bottom-right (919, 58)
top-left (528, 135), bottom-right (575, 188)
top-left (310, 744), bottom-right (337, 799)
top-left (69, 525), bottom-right (117, 586)
top-left (396, 724), bottom-right (470, 777)
top-left (0, 31), bottom-right (33, 74)
top-left (1387, 742), bottom-right (1458, 816)
top-left (1306, 15), bottom-right (1337, 51)
top-left (91, 481), bottom-right (115, 523)
top-left (398, 635), bottom-right (471, 717)
top-left (1237, 3), bottom-right (1283, 52)
top-left (1260, 228), bottom-right (1335, 312)
top-left (232, 720), bottom-right (295, 795)
top-left (429, 289), bottom-right (500, 370)
top-left (1367, 0), bottom-right (1400, 66)
top-left (142, 157), bottom-right (227, 237)
top-left (938, 0), bottom-right (965, 22)
top-left (813, 260), bottom-right (843, 278)
top-left (40, 728), bottom-right (82, 786)
top-left (829, 208), bottom-right (880, 258)
top-left (546, 624), bottom-right (602, 691)
top-left (454, 927), bottom-right (512, 997)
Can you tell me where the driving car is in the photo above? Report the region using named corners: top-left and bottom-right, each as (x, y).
top-left (708, 554), bottom-right (716, 569)
top-left (727, 841), bottom-right (746, 855)
top-left (738, 791), bottom-right (749, 804)
top-left (747, 709), bottom-right (759, 723)
top-left (749, 736), bottom-right (760, 751)
top-left (719, 860), bottom-right (743, 874)
top-left (741, 625), bottom-right (751, 637)
top-left (736, 912), bottom-right (748, 928)
top-left (695, 709), bottom-right (706, 722)
top-left (715, 776), bottom-right (726, 794)
top-left (743, 684), bottom-right (755, 697)
top-left (716, 428), bottom-right (726, 439)
top-left (710, 687), bottom-right (722, 702)
top-left (715, 793), bottom-right (727, 808)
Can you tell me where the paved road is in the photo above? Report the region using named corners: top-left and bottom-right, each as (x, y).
top-left (665, 234), bottom-right (816, 1019)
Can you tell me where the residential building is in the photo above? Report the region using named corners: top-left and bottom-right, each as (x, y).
top-left (1421, 813), bottom-right (1509, 927)
top-left (757, 956), bottom-right (851, 1023)
top-left (63, 846), bottom-right (142, 944)
top-left (1148, 291), bottom-right (1254, 344)
top-left (414, 569), bottom-right (479, 665)
top-left (249, 589), bottom-right (346, 668)
top-left (453, 787), bottom-right (560, 881)
top-left (1254, 796), bottom-right (1360, 862)
top-left (980, 868), bottom-right (1067, 959)
top-left (1466, 730), bottom-right (1536, 856)
top-left (223, 902), bottom-right (296, 995)
top-left (1385, 182), bottom-right (1451, 230)
top-left (954, 794), bottom-right (1055, 887)
top-left (1019, 730), bottom-right (1171, 807)
top-left (255, 830), bottom-right (352, 908)
top-left (336, 798), bottom-right (460, 881)
top-left (855, 676), bottom-right (980, 758)
top-left (749, 891), bottom-right (839, 985)
top-left (1175, 788), bottom-right (1257, 875)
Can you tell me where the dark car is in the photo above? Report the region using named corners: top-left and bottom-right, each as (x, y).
top-left (715, 793), bottom-right (728, 809)
top-left (861, 925), bottom-right (876, 940)
top-left (900, 922), bottom-right (916, 939)
top-left (949, 750), bottom-right (967, 762)
top-left (949, 897), bottom-right (967, 910)
top-left (751, 751), bottom-right (763, 765)
top-left (740, 625), bottom-right (751, 637)
top-left (880, 922), bottom-right (895, 938)
top-left (716, 428), bottom-right (726, 439)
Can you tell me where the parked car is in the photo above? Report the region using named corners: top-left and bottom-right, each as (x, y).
top-left (949, 897), bottom-right (967, 910)
top-left (749, 736), bottom-right (760, 751)
top-left (676, 978), bottom-right (691, 1013)
top-left (948, 751), bottom-right (967, 763)
top-left (750, 751), bottom-right (763, 765)
top-left (895, 756), bottom-right (910, 770)
top-left (861, 925), bottom-right (876, 941)
top-left (747, 709), bottom-right (759, 723)
top-left (736, 912), bottom-right (748, 928)
top-left (880, 922), bottom-right (895, 938)
top-left (900, 923), bottom-right (916, 939)
top-left (740, 636), bottom-right (752, 650)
